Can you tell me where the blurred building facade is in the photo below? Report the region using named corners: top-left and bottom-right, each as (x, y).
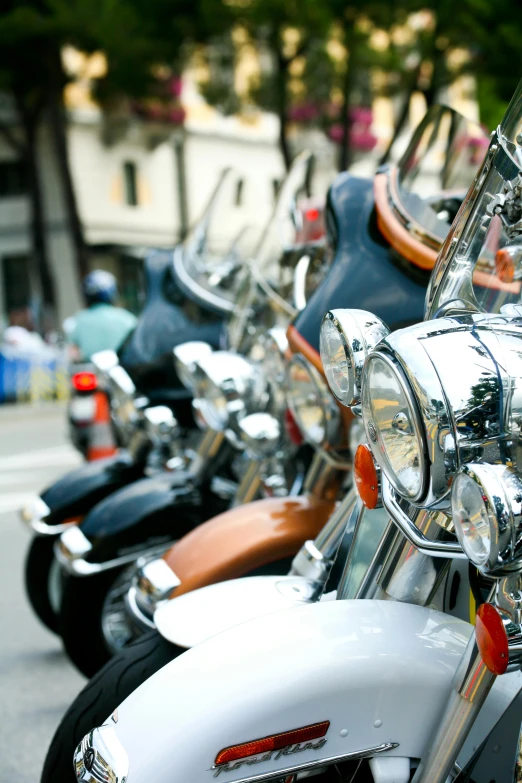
top-left (0, 51), bottom-right (478, 334)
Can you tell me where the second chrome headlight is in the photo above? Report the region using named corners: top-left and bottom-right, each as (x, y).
top-left (286, 354), bottom-right (339, 450)
top-left (362, 352), bottom-right (427, 501)
top-left (193, 351), bottom-right (267, 431)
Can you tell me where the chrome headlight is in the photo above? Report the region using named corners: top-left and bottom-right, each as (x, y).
top-left (193, 351), bottom-right (267, 431)
top-left (359, 312), bottom-right (522, 511)
top-left (362, 352), bottom-right (427, 501)
top-left (452, 463), bottom-right (522, 575)
top-left (286, 354), bottom-right (340, 450)
top-left (173, 341), bottom-right (213, 391)
top-left (320, 309), bottom-right (389, 407)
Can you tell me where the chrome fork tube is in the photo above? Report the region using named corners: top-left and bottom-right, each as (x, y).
top-left (314, 489), bottom-right (358, 559)
top-left (189, 429), bottom-right (225, 479)
top-left (411, 632), bottom-right (496, 783)
top-left (289, 490), bottom-right (358, 591)
top-left (376, 512), bottom-right (451, 606)
top-left (231, 460), bottom-right (262, 507)
top-left (302, 452), bottom-right (341, 500)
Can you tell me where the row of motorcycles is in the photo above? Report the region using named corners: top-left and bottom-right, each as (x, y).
top-left (20, 81), bottom-right (522, 783)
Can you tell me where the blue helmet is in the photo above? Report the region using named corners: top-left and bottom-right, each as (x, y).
top-left (83, 270), bottom-right (118, 305)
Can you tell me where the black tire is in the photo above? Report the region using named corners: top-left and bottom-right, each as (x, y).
top-left (41, 632), bottom-right (179, 783)
top-left (59, 567), bottom-right (131, 678)
top-left (24, 536), bottom-right (63, 634)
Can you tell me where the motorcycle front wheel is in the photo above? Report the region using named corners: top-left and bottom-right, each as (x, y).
top-left (40, 632), bottom-right (179, 783)
top-left (25, 537), bottom-right (64, 634)
top-left (59, 564), bottom-right (139, 678)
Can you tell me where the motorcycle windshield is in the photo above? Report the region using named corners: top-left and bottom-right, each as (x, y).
top-left (393, 105), bottom-right (488, 250)
top-left (226, 151), bottom-right (329, 351)
top-left (251, 150), bottom-right (329, 315)
top-left (173, 169), bottom-right (263, 315)
top-left (427, 78), bottom-right (522, 318)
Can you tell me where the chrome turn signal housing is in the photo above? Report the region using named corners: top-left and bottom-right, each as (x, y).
top-left (238, 412), bottom-right (282, 459)
top-left (143, 406), bottom-right (179, 444)
top-left (173, 341), bottom-right (213, 391)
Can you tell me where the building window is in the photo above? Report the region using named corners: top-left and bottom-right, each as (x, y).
top-left (123, 161), bottom-right (138, 206)
top-left (0, 160), bottom-right (27, 197)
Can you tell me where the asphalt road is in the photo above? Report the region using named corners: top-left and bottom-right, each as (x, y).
top-left (0, 403), bottom-right (85, 782)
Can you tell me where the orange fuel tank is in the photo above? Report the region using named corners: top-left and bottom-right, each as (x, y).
top-left (163, 494), bottom-right (335, 597)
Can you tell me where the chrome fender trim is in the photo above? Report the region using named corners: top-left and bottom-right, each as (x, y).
top-left (74, 724), bottom-right (129, 783)
top-left (55, 527), bottom-right (171, 577)
top-left (93, 600), bottom-right (521, 783)
top-left (210, 744), bottom-right (399, 783)
top-left (154, 575), bottom-right (317, 647)
top-left (19, 497), bottom-right (73, 536)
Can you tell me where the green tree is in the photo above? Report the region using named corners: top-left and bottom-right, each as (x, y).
top-left (0, 0), bottom-right (232, 323)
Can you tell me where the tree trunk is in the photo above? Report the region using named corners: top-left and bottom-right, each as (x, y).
top-left (275, 48), bottom-right (291, 172)
top-left (338, 25), bottom-right (356, 172)
top-left (14, 95), bottom-right (56, 329)
top-left (378, 65), bottom-right (422, 167)
top-left (47, 51), bottom-right (89, 280)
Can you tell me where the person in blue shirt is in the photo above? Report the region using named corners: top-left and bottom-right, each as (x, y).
top-left (68, 270), bottom-right (138, 361)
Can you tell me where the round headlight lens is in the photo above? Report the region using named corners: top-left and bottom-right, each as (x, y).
top-left (286, 357), bottom-right (330, 447)
top-left (362, 353), bottom-right (426, 500)
top-left (451, 472), bottom-right (492, 566)
top-left (320, 317), bottom-right (352, 404)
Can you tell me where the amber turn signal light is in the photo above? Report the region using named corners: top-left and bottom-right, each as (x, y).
top-left (495, 248), bottom-right (515, 283)
top-left (354, 444), bottom-right (379, 508)
top-left (215, 721), bottom-right (330, 766)
top-left (476, 603), bottom-right (509, 675)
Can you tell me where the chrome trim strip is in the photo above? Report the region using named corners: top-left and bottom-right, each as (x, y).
top-left (54, 541), bottom-right (172, 576)
top-left (387, 167), bottom-right (443, 250)
top-left (125, 585), bottom-right (157, 630)
top-left (211, 743), bottom-right (400, 783)
top-left (173, 246), bottom-right (236, 314)
top-left (74, 726), bottom-right (129, 783)
top-left (383, 479), bottom-right (466, 558)
top-left (29, 518), bottom-right (76, 537)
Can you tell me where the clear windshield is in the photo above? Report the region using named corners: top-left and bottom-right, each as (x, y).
top-left (395, 105), bottom-right (488, 247)
top-left (174, 169), bottom-right (265, 312)
top-left (226, 152), bottom-right (329, 350)
top-left (251, 151), bottom-right (328, 314)
top-left (426, 79), bottom-right (522, 318)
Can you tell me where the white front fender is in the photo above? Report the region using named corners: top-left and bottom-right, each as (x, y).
top-left (154, 576), bottom-right (319, 648)
top-left (92, 601), bottom-right (521, 783)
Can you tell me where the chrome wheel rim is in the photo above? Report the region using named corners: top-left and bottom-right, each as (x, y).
top-left (101, 565), bottom-right (137, 654)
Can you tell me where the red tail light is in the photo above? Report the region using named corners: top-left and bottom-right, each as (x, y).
top-left (215, 721), bottom-right (330, 765)
top-left (72, 371), bottom-right (97, 392)
top-left (476, 603), bottom-right (509, 675)
top-left (285, 409), bottom-right (303, 446)
top-left (305, 208), bottom-right (320, 222)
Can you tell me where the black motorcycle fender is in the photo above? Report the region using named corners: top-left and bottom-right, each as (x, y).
top-left (79, 471), bottom-right (226, 564)
top-left (40, 451), bottom-right (146, 524)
